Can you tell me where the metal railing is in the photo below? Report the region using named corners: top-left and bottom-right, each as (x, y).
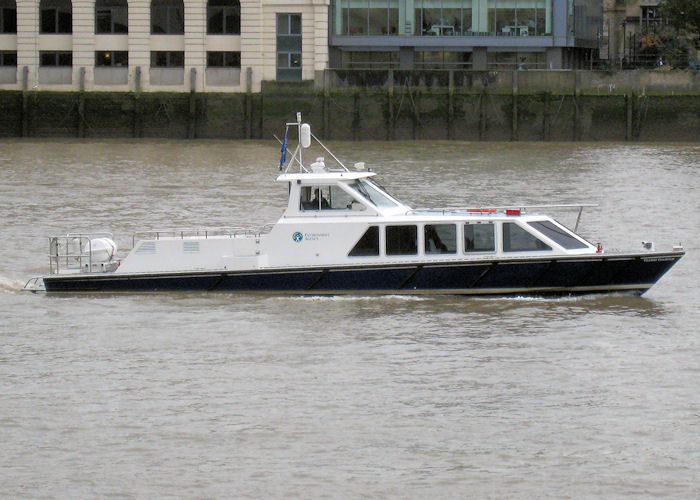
top-left (48, 233), bottom-right (115, 274)
top-left (131, 225), bottom-right (274, 247)
top-left (407, 204), bottom-right (597, 231)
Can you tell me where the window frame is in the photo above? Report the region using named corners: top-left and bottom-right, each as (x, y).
top-left (206, 51), bottom-right (241, 68)
top-left (150, 51), bottom-right (184, 67)
top-left (40, 0), bottom-right (72, 34)
top-left (95, 0), bottom-right (128, 34)
top-left (207, 0), bottom-right (240, 34)
top-left (463, 222), bottom-right (496, 254)
top-left (348, 226), bottom-right (380, 257)
top-left (39, 50), bottom-right (72, 67)
top-left (385, 224), bottom-right (418, 256)
top-left (424, 223), bottom-right (457, 255)
top-left (502, 222), bottom-right (552, 253)
top-left (0, 4), bottom-right (17, 33)
top-left (95, 50), bottom-right (128, 67)
top-left (151, 0), bottom-right (184, 34)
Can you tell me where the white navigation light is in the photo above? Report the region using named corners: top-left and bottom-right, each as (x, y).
top-left (300, 123), bottom-right (311, 148)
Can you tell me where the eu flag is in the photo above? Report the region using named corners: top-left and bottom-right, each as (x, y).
top-left (279, 128), bottom-right (288, 170)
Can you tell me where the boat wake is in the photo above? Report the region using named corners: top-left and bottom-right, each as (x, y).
top-left (0, 275), bottom-right (26, 294)
top-left (284, 294), bottom-right (427, 302)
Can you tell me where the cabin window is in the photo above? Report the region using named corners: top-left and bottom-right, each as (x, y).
top-left (527, 220), bottom-right (589, 249)
top-left (352, 179), bottom-right (398, 209)
top-left (349, 226), bottom-right (379, 256)
top-left (300, 185), bottom-right (366, 211)
top-left (503, 223), bottom-right (551, 252)
top-left (425, 224), bottom-right (456, 254)
top-left (386, 225), bottom-right (417, 256)
top-left (464, 222), bottom-right (495, 252)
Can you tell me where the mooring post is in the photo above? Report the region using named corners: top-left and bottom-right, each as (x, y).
top-left (543, 91), bottom-right (551, 141)
top-left (572, 71), bottom-right (580, 141)
top-left (245, 67), bottom-right (253, 139)
top-left (479, 90), bottom-right (487, 140)
top-left (21, 66), bottom-right (29, 137)
top-left (626, 92), bottom-right (634, 141)
top-left (187, 68), bottom-right (196, 139)
top-left (352, 90), bottom-right (360, 141)
top-left (511, 70), bottom-right (519, 141)
top-left (322, 70), bottom-right (330, 140)
top-left (447, 70), bottom-right (455, 140)
top-left (387, 69), bottom-right (394, 141)
top-left (77, 67), bottom-right (85, 138)
top-left (412, 89), bottom-right (421, 140)
top-left (132, 66), bottom-right (142, 138)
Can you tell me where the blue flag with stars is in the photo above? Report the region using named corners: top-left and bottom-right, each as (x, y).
top-left (279, 128), bottom-right (288, 170)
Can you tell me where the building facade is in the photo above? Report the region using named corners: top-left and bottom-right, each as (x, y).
top-left (0, 0), bottom-right (603, 93)
top-left (329, 0), bottom-right (603, 70)
top-left (0, 0), bottom-right (329, 92)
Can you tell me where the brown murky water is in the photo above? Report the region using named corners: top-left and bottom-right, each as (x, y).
top-left (1, 140), bottom-right (698, 497)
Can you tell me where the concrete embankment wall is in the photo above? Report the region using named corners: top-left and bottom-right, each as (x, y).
top-left (1, 70), bottom-right (699, 141)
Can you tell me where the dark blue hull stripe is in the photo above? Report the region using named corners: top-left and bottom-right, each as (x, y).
top-left (42, 252), bottom-right (683, 296)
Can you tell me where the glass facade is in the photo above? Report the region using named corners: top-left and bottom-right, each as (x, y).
top-left (332, 0), bottom-right (552, 36)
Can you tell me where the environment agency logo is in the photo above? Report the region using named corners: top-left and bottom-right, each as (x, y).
top-left (292, 232), bottom-right (303, 243)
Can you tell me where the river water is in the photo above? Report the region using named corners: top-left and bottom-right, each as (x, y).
top-left (0, 140), bottom-right (698, 498)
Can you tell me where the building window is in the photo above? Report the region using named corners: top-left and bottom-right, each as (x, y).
top-left (0, 50), bottom-right (16, 65)
top-left (151, 0), bottom-right (183, 34)
top-left (151, 51), bottom-right (184, 67)
top-left (95, 0), bottom-right (127, 33)
top-left (386, 225), bottom-right (417, 256)
top-left (40, 51), bottom-right (72, 66)
top-left (207, 0), bottom-right (240, 34)
top-left (487, 0), bottom-right (549, 36)
top-left (341, 51), bottom-right (399, 69)
top-left (277, 13), bottom-right (302, 81)
top-left (95, 51), bottom-right (128, 66)
top-left (40, 0), bottom-right (72, 33)
top-left (415, 51), bottom-right (472, 69)
top-left (641, 6), bottom-right (663, 30)
top-left (339, 0), bottom-right (399, 35)
top-left (0, 0), bottom-right (16, 33)
top-left (206, 51), bottom-right (240, 67)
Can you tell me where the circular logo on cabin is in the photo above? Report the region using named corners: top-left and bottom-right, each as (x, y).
top-left (292, 232), bottom-right (303, 243)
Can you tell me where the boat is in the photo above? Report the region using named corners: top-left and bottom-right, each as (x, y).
top-left (26, 114), bottom-right (684, 295)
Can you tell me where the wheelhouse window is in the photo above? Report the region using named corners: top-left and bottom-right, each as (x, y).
top-left (425, 224), bottom-right (456, 254)
top-left (40, 0), bottom-right (72, 33)
top-left (300, 185), bottom-right (366, 211)
top-left (386, 225), bottom-right (417, 256)
top-left (95, 51), bottom-right (128, 66)
top-left (95, 0), bottom-right (127, 33)
top-left (151, 0), bottom-right (183, 34)
top-left (0, 0), bottom-right (16, 33)
top-left (503, 222), bottom-right (551, 252)
top-left (349, 226), bottom-right (379, 257)
top-left (40, 51), bottom-right (72, 66)
top-left (527, 220), bottom-right (588, 249)
top-left (464, 222), bottom-right (495, 252)
top-left (207, 0), bottom-right (240, 34)
top-left (207, 51), bottom-right (240, 67)
top-left (352, 179), bottom-right (398, 209)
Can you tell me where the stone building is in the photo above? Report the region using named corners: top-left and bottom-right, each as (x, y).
top-left (0, 0), bottom-right (603, 93)
top-left (0, 0), bottom-right (329, 91)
